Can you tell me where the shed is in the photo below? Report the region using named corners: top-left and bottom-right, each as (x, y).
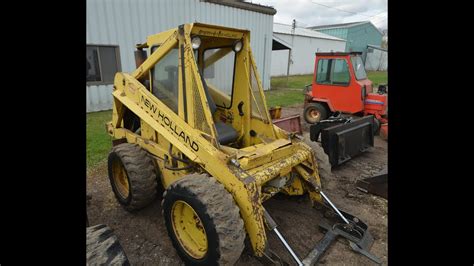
top-left (271, 23), bottom-right (346, 77)
top-left (365, 45), bottom-right (388, 71)
top-left (307, 21), bottom-right (383, 63)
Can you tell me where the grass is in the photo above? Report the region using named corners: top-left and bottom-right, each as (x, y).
top-left (87, 110), bottom-right (112, 169)
top-left (265, 88), bottom-right (305, 108)
top-left (270, 74), bottom-right (314, 89)
top-left (366, 71), bottom-right (388, 87)
top-left (86, 71), bottom-right (387, 169)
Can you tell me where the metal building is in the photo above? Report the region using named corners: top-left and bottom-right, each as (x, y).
top-left (86, 0), bottom-right (276, 112)
top-left (365, 45), bottom-right (388, 71)
top-left (271, 23), bottom-right (346, 76)
top-left (307, 21), bottom-right (383, 62)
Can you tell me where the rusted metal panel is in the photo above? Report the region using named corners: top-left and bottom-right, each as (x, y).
top-left (251, 149), bottom-right (310, 186)
top-left (272, 115), bottom-right (302, 134)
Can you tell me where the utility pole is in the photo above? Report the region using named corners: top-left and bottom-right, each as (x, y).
top-left (286, 19), bottom-right (296, 86)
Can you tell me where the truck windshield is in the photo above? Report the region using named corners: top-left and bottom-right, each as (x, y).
top-left (351, 55), bottom-right (367, 80)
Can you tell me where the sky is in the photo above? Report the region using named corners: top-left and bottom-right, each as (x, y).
top-left (250, 0), bottom-right (387, 30)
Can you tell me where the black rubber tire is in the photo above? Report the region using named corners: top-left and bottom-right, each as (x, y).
top-left (86, 224), bottom-right (130, 265)
top-left (304, 103), bottom-right (328, 124)
top-left (373, 118), bottom-right (381, 136)
top-left (162, 174), bottom-right (245, 265)
top-left (108, 143), bottom-right (157, 212)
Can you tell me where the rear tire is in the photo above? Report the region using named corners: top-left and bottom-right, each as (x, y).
top-left (373, 118), bottom-right (381, 136)
top-left (108, 143), bottom-right (157, 212)
top-left (304, 103), bottom-right (328, 124)
top-left (86, 224), bottom-right (130, 265)
top-left (162, 173), bottom-right (245, 265)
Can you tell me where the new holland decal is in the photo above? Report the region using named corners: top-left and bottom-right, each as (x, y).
top-left (141, 95), bottom-right (199, 152)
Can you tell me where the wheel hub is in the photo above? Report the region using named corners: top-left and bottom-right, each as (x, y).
top-left (112, 161), bottom-right (130, 199)
top-left (310, 109), bottom-right (321, 120)
top-left (171, 200), bottom-right (208, 259)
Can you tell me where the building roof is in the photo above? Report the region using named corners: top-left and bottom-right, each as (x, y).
top-left (367, 44), bottom-right (387, 52)
top-left (203, 0), bottom-right (276, 15)
top-left (273, 23), bottom-right (346, 41)
top-left (272, 35), bottom-right (292, 50)
top-left (307, 21), bottom-right (368, 30)
top-left (307, 21), bottom-right (384, 35)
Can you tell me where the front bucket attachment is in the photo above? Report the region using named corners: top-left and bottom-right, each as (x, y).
top-left (310, 116), bottom-right (375, 167)
top-left (356, 167), bottom-right (388, 199)
top-left (302, 209), bottom-right (382, 265)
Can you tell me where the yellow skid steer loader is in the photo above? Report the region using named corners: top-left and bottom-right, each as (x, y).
top-left (105, 23), bottom-right (380, 265)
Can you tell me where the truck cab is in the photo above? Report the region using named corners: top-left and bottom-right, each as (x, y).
top-left (304, 52), bottom-right (386, 123)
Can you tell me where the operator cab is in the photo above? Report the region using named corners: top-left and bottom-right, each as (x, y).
top-left (136, 24), bottom-right (275, 149)
top-left (194, 36), bottom-right (242, 145)
top-left (310, 52), bottom-right (373, 115)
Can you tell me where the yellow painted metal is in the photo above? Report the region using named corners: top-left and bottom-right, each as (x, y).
top-left (236, 139), bottom-right (293, 170)
top-left (132, 30), bottom-right (179, 80)
top-left (146, 28), bottom-right (177, 47)
top-left (282, 177), bottom-right (304, 196)
top-left (191, 23), bottom-right (245, 39)
top-left (107, 22), bottom-right (324, 257)
top-left (171, 200), bottom-right (208, 259)
top-left (111, 160), bottom-right (130, 199)
top-left (251, 149), bottom-right (311, 186)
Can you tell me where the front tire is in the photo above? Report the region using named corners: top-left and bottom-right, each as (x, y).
top-left (108, 143), bottom-right (157, 212)
top-left (304, 103), bottom-right (328, 124)
top-left (86, 224), bottom-right (130, 265)
top-left (162, 174), bottom-right (245, 265)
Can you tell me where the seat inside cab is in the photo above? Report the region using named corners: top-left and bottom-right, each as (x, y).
top-left (200, 77), bottom-right (238, 145)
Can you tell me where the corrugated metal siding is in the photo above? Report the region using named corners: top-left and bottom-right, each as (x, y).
top-left (315, 23), bottom-right (383, 64)
top-left (345, 23), bottom-right (382, 57)
top-left (87, 0), bottom-right (274, 112)
top-left (315, 28), bottom-right (348, 41)
top-left (271, 33), bottom-right (346, 76)
top-left (365, 48), bottom-right (388, 71)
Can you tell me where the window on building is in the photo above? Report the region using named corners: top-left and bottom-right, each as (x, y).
top-left (86, 45), bottom-right (121, 85)
top-left (316, 59), bottom-right (350, 86)
top-left (151, 47), bottom-right (179, 113)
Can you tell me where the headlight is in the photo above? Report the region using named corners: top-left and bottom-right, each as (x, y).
top-left (191, 36), bottom-right (201, 50)
top-left (233, 40), bottom-right (243, 52)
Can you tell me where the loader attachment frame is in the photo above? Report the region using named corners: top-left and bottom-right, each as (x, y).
top-left (310, 115), bottom-right (375, 167)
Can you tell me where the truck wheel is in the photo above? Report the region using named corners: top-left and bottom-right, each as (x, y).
top-left (373, 118), bottom-right (381, 136)
top-left (87, 224), bottom-right (130, 265)
top-left (304, 103), bottom-right (328, 124)
top-left (162, 174), bottom-right (245, 265)
top-left (108, 143), bottom-right (157, 212)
